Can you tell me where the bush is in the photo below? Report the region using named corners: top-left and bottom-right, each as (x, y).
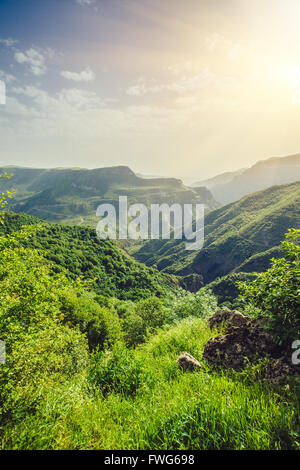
top-left (238, 229), bottom-right (300, 345)
top-left (89, 343), bottom-right (147, 396)
top-left (61, 291), bottom-right (122, 350)
top-left (122, 297), bottom-right (166, 347)
top-left (0, 229), bottom-right (90, 421)
top-left (168, 289), bottom-right (218, 320)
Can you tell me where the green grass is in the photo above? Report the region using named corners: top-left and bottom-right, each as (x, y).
top-left (2, 318), bottom-right (299, 450)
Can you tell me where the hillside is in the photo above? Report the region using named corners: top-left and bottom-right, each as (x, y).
top-left (133, 181), bottom-right (300, 284)
top-left (0, 211), bottom-right (178, 300)
top-left (195, 153), bottom-right (300, 205)
top-left (193, 168), bottom-right (246, 190)
top-left (1, 166), bottom-right (219, 225)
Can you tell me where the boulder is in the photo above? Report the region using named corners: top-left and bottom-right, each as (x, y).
top-left (177, 352), bottom-right (204, 372)
top-left (208, 309), bottom-right (249, 331)
top-left (208, 308), bottom-right (267, 332)
top-left (263, 357), bottom-right (300, 385)
top-left (202, 309), bottom-right (300, 384)
top-left (203, 326), bottom-right (279, 370)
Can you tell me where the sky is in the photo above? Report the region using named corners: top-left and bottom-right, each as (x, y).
top-left (0, 0), bottom-right (300, 180)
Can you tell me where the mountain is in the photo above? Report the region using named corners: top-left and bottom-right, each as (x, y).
top-left (194, 154), bottom-right (300, 205)
top-left (0, 211), bottom-right (178, 300)
top-left (1, 165), bottom-right (219, 225)
top-left (192, 168), bottom-right (246, 190)
top-left (133, 180), bottom-right (300, 285)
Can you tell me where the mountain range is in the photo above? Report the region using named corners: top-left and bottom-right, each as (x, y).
top-left (133, 180), bottom-right (300, 289)
top-left (1, 154), bottom-right (300, 299)
top-left (193, 153), bottom-right (300, 205)
top-left (1, 165), bottom-right (219, 225)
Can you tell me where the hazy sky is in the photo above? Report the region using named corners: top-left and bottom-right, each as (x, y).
top-left (0, 0), bottom-right (300, 179)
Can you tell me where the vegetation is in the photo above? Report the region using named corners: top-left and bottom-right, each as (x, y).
top-left (0, 176), bottom-right (299, 450)
top-left (0, 165), bottom-right (218, 225)
top-left (238, 229), bottom-right (300, 345)
top-left (203, 272), bottom-right (258, 307)
top-left (134, 181), bottom-right (300, 284)
top-left (0, 173), bottom-right (14, 221)
top-left (0, 212), bottom-right (177, 301)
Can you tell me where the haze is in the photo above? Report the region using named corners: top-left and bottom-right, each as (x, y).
top-left (0, 0), bottom-right (300, 179)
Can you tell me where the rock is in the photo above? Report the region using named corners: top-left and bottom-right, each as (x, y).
top-left (208, 309), bottom-right (249, 331)
top-left (203, 325), bottom-right (279, 371)
top-left (208, 308), bottom-right (269, 333)
top-left (177, 352), bottom-right (204, 372)
top-left (203, 309), bottom-right (299, 385)
top-left (262, 357), bottom-right (300, 385)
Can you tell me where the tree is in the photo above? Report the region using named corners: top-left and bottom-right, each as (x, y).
top-left (0, 172), bottom-right (14, 222)
top-left (237, 229), bottom-right (300, 346)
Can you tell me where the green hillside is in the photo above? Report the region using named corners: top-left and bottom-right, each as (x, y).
top-left (133, 181), bottom-right (300, 284)
top-left (1, 166), bottom-right (219, 225)
top-left (0, 177), bottom-right (299, 451)
top-left (0, 211), bottom-right (178, 301)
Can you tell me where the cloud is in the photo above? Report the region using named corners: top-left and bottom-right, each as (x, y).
top-left (14, 48), bottom-right (54, 76)
top-left (59, 88), bottom-right (103, 108)
top-left (0, 81), bottom-right (5, 105)
top-left (0, 70), bottom-right (16, 83)
top-left (12, 85), bottom-right (109, 113)
top-left (0, 38), bottom-right (18, 47)
top-left (204, 32), bottom-right (250, 61)
top-left (5, 81), bottom-right (191, 146)
top-left (126, 69), bottom-right (236, 96)
top-left (76, 0), bottom-right (95, 5)
top-left (205, 32), bottom-right (226, 51)
top-left (61, 67), bottom-right (96, 82)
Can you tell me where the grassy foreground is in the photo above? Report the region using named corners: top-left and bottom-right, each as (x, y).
top-left (2, 317), bottom-right (299, 450)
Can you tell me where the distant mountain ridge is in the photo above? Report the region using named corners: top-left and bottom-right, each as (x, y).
top-left (0, 165), bottom-right (219, 225)
top-left (193, 153), bottom-right (300, 205)
top-left (193, 168), bottom-right (246, 190)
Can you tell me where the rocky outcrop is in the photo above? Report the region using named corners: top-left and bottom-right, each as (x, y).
top-left (208, 308), bottom-right (267, 332)
top-left (177, 352), bottom-right (204, 372)
top-left (263, 357), bottom-right (300, 385)
top-left (203, 325), bottom-right (279, 371)
top-left (202, 309), bottom-right (300, 384)
top-left (176, 309), bottom-right (299, 385)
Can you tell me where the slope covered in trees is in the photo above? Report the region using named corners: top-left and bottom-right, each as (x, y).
top-left (0, 172), bottom-right (299, 450)
top-left (134, 181), bottom-right (300, 286)
top-left (0, 225), bottom-right (299, 450)
top-left (0, 212), bottom-right (178, 300)
top-left (1, 166), bottom-right (219, 225)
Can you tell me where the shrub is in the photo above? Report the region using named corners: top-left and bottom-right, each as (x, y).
top-left (169, 289), bottom-right (218, 320)
top-left (0, 229), bottom-right (90, 421)
top-left (61, 291), bottom-right (123, 350)
top-left (238, 229), bottom-right (300, 345)
top-left (122, 297), bottom-right (166, 347)
top-left (89, 343), bottom-right (147, 396)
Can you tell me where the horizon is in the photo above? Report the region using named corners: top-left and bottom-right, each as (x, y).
top-left (1, 1), bottom-right (300, 178)
top-left (1, 151), bottom-right (299, 185)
